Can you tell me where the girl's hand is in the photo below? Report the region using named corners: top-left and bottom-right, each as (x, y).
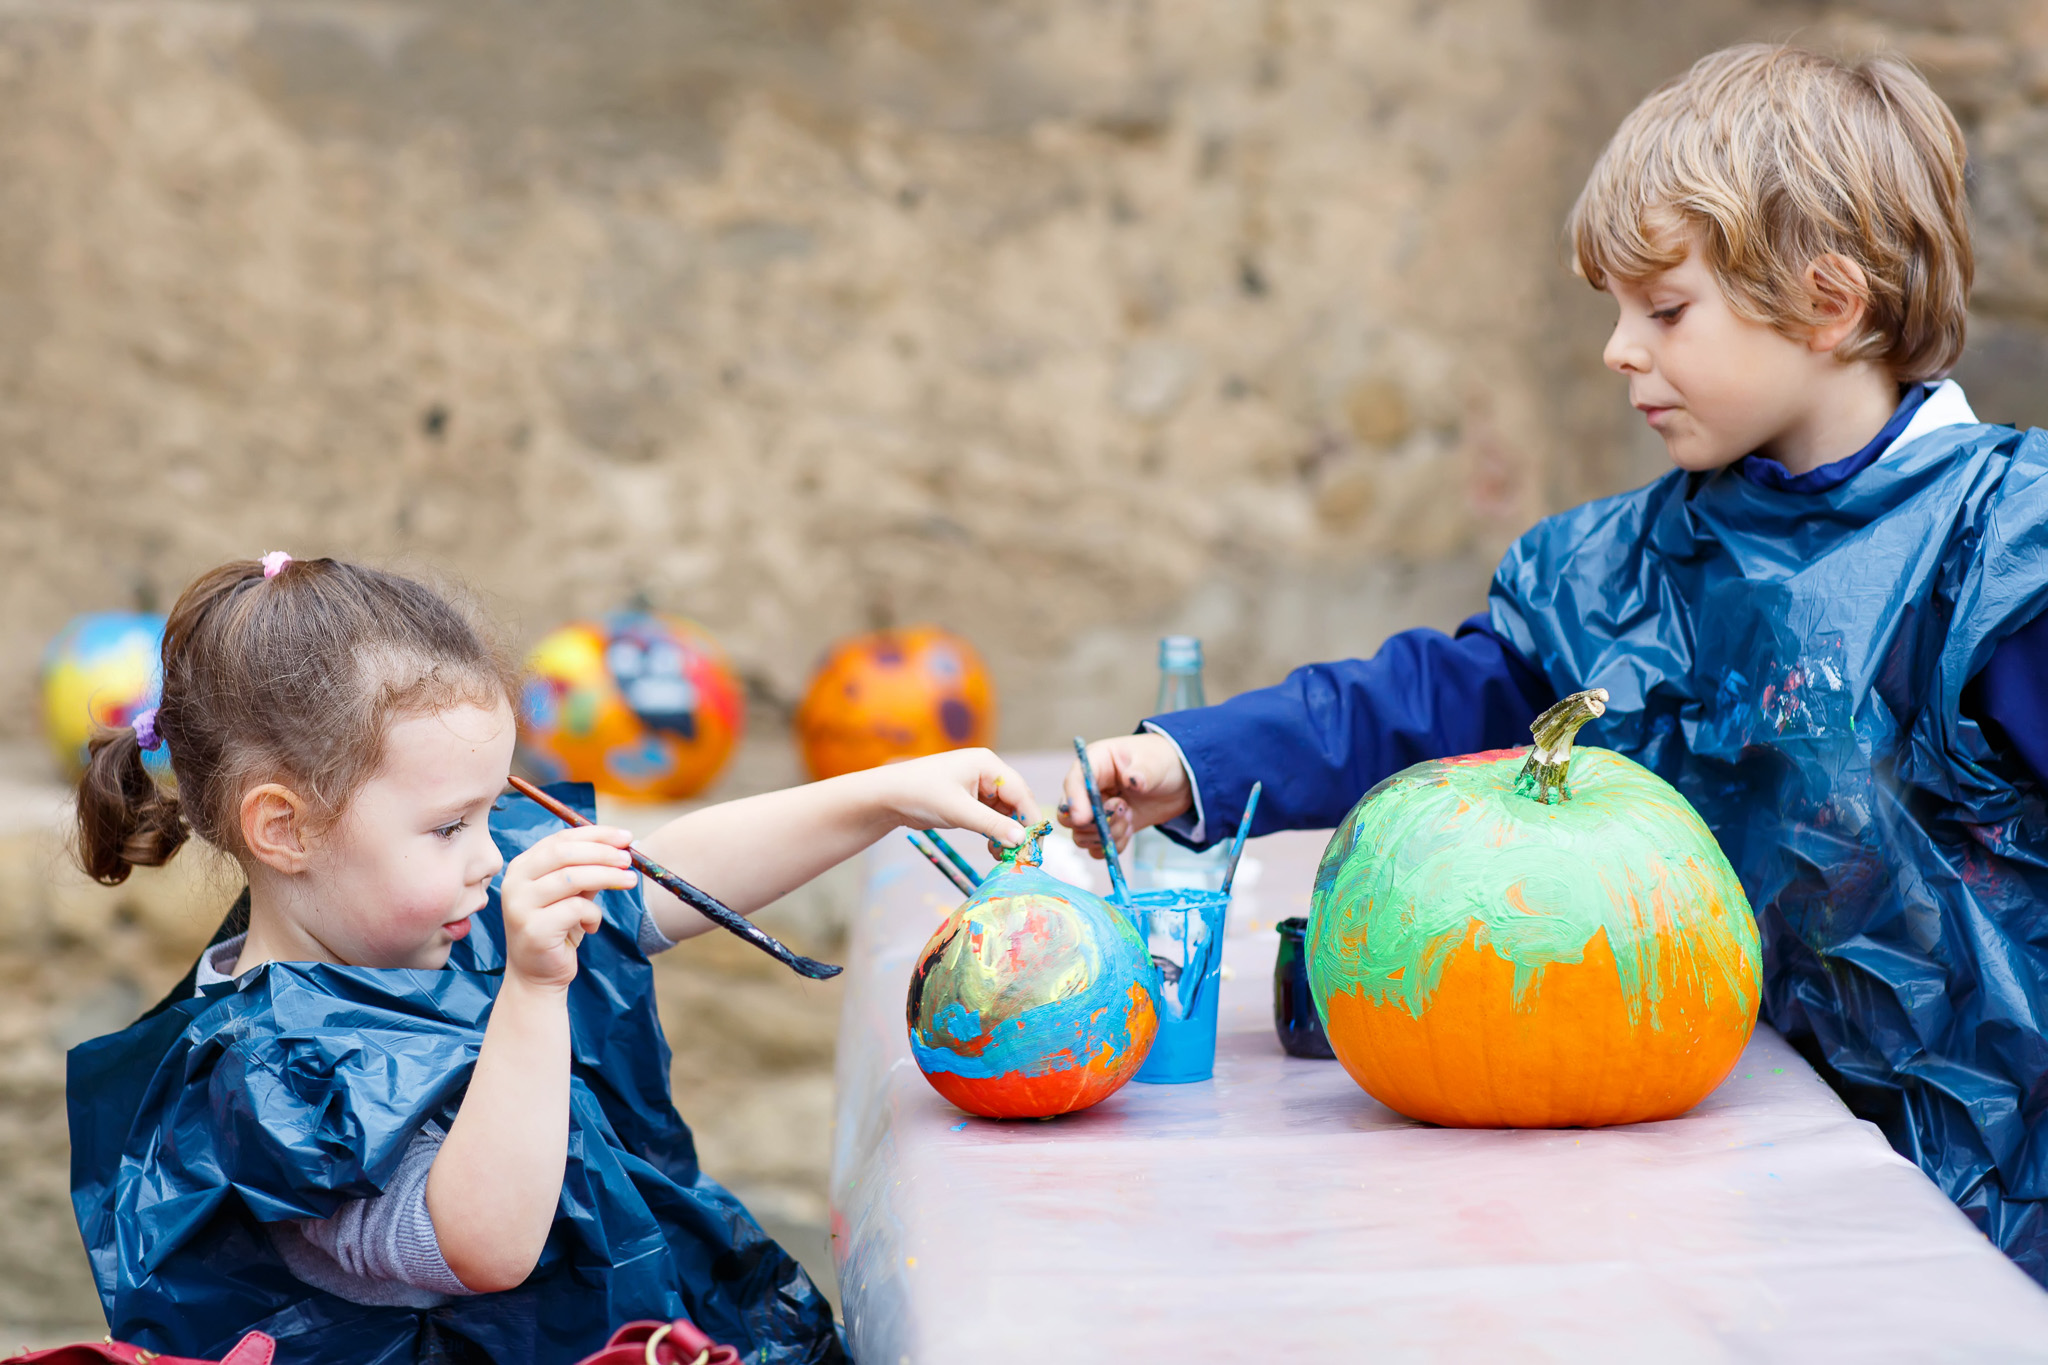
top-left (868, 748), bottom-right (1041, 846)
top-left (498, 827), bottom-right (637, 990)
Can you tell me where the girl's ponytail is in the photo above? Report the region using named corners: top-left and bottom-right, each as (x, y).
top-left (76, 724), bottom-right (186, 885)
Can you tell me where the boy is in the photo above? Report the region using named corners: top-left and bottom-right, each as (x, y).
top-left (1063, 44), bottom-right (2048, 1281)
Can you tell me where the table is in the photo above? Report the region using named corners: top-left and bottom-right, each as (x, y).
top-left (830, 757), bottom-right (2048, 1362)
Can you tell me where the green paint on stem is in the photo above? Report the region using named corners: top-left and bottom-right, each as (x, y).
top-left (1307, 747), bottom-right (1759, 1027)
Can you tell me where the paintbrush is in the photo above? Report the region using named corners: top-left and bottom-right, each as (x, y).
top-left (506, 775), bottom-right (843, 980)
top-left (1220, 781), bottom-right (1262, 897)
top-left (907, 831), bottom-right (978, 897)
top-left (925, 830), bottom-right (985, 889)
top-left (1072, 736), bottom-right (1132, 906)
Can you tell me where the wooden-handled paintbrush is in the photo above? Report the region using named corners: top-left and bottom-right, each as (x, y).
top-left (506, 775), bottom-right (843, 980)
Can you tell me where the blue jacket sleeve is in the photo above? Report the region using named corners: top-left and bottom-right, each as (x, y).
top-left (1146, 614), bottom-right (1556, 847)
top-left (1968, 608), bottom-right (2048, 788)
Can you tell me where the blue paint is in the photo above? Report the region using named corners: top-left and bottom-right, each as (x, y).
top-left (1130, 887), bottom-right (1228, 1084)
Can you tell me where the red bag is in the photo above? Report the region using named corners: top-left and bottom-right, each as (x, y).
top-left (3, 1333), bottom-right (274, 1365)
top-left (574, 1320), bottom-right (741, 1365)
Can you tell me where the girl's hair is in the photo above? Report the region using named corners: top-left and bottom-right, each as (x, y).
top-left (77, 557), bottom-right (517, 885)
top-left (1568, 43), bottom-right (1972, 382)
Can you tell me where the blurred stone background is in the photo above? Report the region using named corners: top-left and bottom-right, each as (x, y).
top-left (5, 0), bottom-right (2048, 1344)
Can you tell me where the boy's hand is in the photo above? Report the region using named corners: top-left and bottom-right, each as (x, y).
top-left (870, 748), bottom-right (1040, 847)
top-left (498, 826), bottom-right (637, 991)
top-left (1059, 733), bottom-right (1192, 857)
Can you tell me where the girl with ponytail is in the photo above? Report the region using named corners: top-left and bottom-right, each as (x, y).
top-left (66, 553), bottom-right (1039, 1365)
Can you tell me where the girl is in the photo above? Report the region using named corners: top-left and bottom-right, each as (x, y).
top-left (67, 554), bottom-right (1038, 1364)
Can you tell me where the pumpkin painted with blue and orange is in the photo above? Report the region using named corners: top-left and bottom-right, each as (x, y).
top-left (795, 626), bottom-right (995, 781)
top-left (517, 612), bottom-right (744, 801)
top-left (907, 830), bottom-right (1158, 1119)
top-left (1307, 729), bottom-right (1761, 1129)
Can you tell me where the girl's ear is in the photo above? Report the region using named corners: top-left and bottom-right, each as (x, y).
top-left (242, 783), bottom-right (314, 874)
top-left (1804, 252), bottom-right (1873, 355)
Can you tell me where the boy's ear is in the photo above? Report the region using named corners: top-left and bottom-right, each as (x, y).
top-left (1803, 252), bottom-right (1872, 355)
top-left (242, 783), bottom-right (315, 875)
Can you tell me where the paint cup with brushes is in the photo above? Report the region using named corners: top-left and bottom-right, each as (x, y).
top-left (1123, 782), bottom-right (1261, 1085)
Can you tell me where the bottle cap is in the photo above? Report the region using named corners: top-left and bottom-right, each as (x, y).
top-left (1159, 635), bottom-right (1202, 672)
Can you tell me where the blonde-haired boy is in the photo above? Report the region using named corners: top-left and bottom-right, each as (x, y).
top-left (1065, 44), bottom-right (2048, 1280)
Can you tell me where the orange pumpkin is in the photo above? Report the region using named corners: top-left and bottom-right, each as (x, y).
top-left (1307, 690), bottom-right (1762, 1128)
top-left (794, 626), bottom-right (995, 780)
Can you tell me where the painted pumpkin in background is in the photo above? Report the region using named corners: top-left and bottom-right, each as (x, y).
top-left (908, 825), bottom-right (1158, 1119)
top-left (1308, 689), bottom-right (1761, 1128)
top-left (795, 626), bottom-right (995, 780)
top-left (42, 612), bottom-right (172, 781)
top-left (518, 611), bottom-right (744, 801)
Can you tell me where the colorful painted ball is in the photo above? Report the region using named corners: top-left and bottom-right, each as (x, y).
top-left (1308, 730), bottom-right (1761, 1129)
top-left (41, 612), bottom-right (171, 780)
top-left (795, 626), bottom-right (995, 780)
top-left (907, 830), bottom-right (1158, 1119)
top-left (517, 612), bottom-right (744, 801)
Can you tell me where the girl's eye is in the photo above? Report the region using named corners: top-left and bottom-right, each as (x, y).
top-left (433, 820), bottom-right (468, 841)
top-left (1651, 304), bottom-right (1687, 324)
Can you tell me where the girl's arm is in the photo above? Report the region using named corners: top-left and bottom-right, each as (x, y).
top-left (426, 826), bottom-right (637, 1292)
top-left (634, 747), bottom-right (1038, 942)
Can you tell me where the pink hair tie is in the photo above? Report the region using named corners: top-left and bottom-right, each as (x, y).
top-left (260, 550), bottom-right (292, 579)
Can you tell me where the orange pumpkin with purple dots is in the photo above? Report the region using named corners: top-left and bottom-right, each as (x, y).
top-left (794, 626), bottom-right (996, 780)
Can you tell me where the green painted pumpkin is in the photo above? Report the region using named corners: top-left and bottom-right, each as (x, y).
top-left (1307, 689), bottom-right (1763, 1127)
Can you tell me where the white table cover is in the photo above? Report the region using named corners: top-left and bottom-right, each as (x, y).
top-left (831, 757), bottom-right (2048, 1362)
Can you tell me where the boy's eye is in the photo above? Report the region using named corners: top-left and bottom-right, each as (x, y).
top-left (433, 820), bottom-right (468, 840)
top-left (1651, 304), bottom-right (1688, 323)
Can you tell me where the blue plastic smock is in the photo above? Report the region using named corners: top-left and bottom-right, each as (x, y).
top-left (68, 783), bottom-right (847, 1364)
top-left (1486, 420), bottom-right (2048, 1282)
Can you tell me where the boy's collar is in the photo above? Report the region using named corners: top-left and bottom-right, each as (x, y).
top-left (1734, 383), bottom-right (1932, 494)
top-left (1731, 380), bottom-right (1977, 494)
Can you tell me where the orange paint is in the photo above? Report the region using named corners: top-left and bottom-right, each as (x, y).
top-left (1322, 919), bottom-right (1754, 1128)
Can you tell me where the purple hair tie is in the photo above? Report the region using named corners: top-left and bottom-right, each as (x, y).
top-left (133, 707), bottom-right (162, 752)
top-left (261, 550), bottom-right (292, 579)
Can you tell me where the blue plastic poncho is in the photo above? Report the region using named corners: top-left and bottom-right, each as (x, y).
top-left (68, 784), bottom-right (847, 1365)
top-left (1490, 421), bottom-right (2048, 1280)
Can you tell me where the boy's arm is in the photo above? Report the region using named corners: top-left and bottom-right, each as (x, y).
top-left (632, 748), bottom-right (1038, 943)
top-left (1967, 609), bottom-right (2048, 787)
top-left (1066, 614), bottom-right (1555, 852)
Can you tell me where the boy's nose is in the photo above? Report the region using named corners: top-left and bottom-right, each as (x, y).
top-left (1603, 323), bottom-right (1650, 375)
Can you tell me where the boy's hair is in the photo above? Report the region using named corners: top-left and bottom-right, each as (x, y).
top-left (1569, 43), bottom-right (1972, 382)
top-left (77, 558), bottom-right (517, 885)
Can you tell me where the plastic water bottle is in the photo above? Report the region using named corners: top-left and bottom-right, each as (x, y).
top-left (1128, 636), bottom-right (1229, 892)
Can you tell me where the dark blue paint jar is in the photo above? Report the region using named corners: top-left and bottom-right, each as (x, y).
top-left (1273, 917), bottom-right (1335, 1059)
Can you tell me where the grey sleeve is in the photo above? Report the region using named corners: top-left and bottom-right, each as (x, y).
top-left (294, 1122), bottom-right (475, 1297)
top-left (639, 900), bottom-right (678, 956)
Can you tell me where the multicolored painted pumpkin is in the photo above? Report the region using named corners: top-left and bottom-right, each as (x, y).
top-left (517, 611), bottom-right (744, 801)
top-left (907, 826), bottom-right (1158, 1119)
top-left (1308, 689), bottom-right (1761, 1128)
top-left (41, 612), bottom-right (172, 781)
top-left (795, 626), bottom-right (995, 780)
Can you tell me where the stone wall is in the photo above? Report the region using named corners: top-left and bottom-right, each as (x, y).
top-left (4, 0), bottom-right (2040, 754)
top-left (5, 0), bottom-right (2048, 1341)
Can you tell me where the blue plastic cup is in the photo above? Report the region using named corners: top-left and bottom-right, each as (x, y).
top-left (1129, 887), bottom-right (1229, 1084)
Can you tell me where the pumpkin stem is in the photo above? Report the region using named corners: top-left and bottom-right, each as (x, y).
top-left (1514, 688), bottom-right (1609, 804)
top-left (992, 820), bottom-right (1054, 869)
